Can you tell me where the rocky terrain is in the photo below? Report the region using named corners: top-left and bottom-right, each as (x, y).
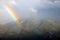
top-left (0, 18), bottom-right (60, 40)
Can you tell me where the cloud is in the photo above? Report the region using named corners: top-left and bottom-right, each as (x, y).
top-left (1, 0), bottom-right (60, 8)
top-left (29, 8), bottom-right (37, 13)
top-left (30, 0), bottom-right (60, 8)
top-left (0, 0), bottom-right (60, 24)
top-left (12, 0), bottom-right (60, 20)
top-left (0, 0), bottom-right (17, 7)
top-left (54, 0), bottom-right (60, 7)
top-left (0, 2), bottom-right (15, 24)
top-left (9, 0), bottom-right (17, 6)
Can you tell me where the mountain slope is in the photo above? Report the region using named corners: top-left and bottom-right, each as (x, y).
top-left (0, 18), bottom-right (60, 38)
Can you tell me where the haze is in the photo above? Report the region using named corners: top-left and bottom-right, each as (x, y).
top-left (0, 0), bottom-right (60, 24)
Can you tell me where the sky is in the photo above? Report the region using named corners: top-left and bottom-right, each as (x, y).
top-left (0, 0), bottom-right (60, 24)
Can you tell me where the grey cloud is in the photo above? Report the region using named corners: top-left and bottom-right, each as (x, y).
top-left (12, 0), bottom-right (60, 20)
top-left (16, 0), bottom-right (60, 9)
top-left (0, 0), bottom-right (60, 24)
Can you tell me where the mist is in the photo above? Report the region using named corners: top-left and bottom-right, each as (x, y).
top-left (0, 0), bottom-right (60, 40)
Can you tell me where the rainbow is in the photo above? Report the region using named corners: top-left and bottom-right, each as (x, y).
top-left (2, 3), bottom-right (27, 31)
top-left (4, 4), bottom-right (22, 26)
